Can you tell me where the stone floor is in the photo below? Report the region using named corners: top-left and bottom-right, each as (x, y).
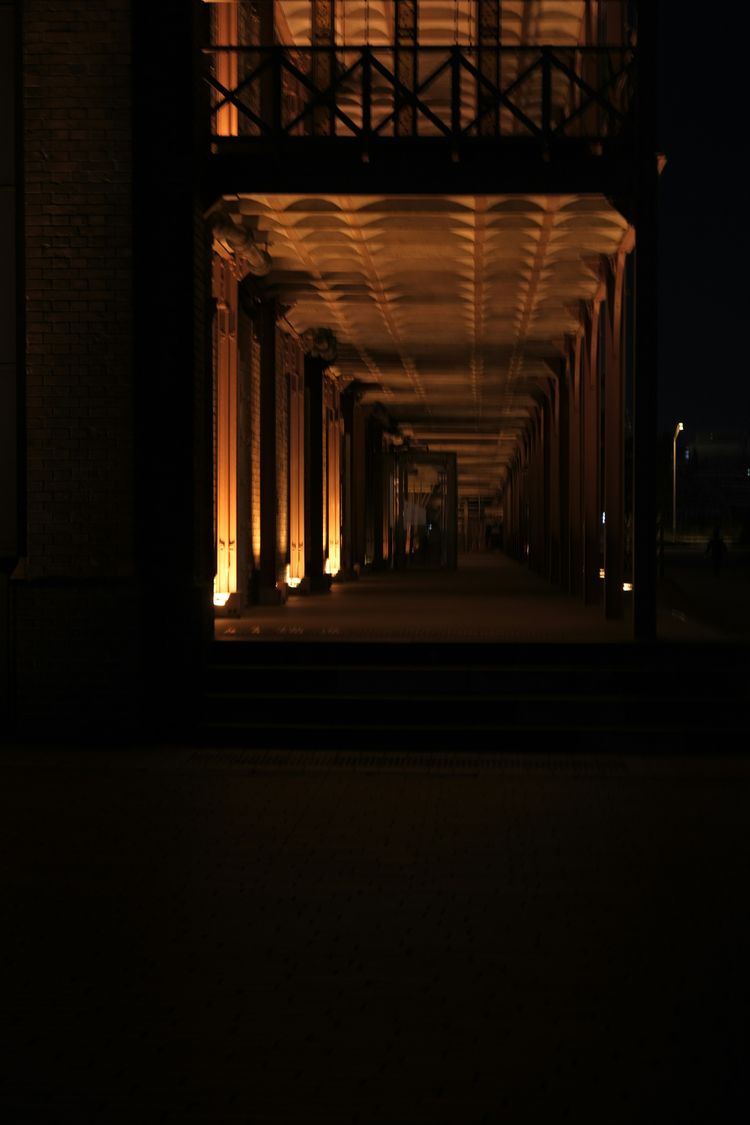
top-left (3, 745), bottom-right (749, 1124)
top-left (215, 550), bottom-right (748, 645)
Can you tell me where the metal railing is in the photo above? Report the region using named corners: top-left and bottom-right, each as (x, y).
top-left (203, 44), bottom-right (635, 144)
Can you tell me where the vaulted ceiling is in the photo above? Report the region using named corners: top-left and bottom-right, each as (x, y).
top-left (222, 191), bottom-right (630, 498)
top-left (276, 1), bottom-right (590, 48)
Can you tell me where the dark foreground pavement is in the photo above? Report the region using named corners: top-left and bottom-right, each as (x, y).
top-left (2, 746), bottom-right (748, 1125)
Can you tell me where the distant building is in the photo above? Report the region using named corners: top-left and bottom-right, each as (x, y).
top-left (679, 432), bottom-right (750, 541)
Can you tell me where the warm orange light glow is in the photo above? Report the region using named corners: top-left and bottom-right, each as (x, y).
top-left (600, 567), bottom-right (633, 592)
top-left (289, 353), bottom-right (305, 585)
top-left (214, 258), bottom-right (239, 601)
top-left (213, 592), bottom-right (230, 607)
top-left (215, 4), bottom-right (238, 137)
top-left (326, 383), bottom-right (342, 578)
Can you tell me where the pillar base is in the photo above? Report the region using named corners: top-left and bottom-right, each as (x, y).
top-left (333, 566), bottom-right (360, 582)
top-left (213, 592), bottom-right (242, 617)
top-left (307, 574), bottom-right (332, 593)
top-left (259, 584), bottom-right (288, 606)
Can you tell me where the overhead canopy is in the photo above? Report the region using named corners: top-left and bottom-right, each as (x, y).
top-left (276, 1), bottom-right (593, 47)
top-left (223, 192), bottom-right (629, 499)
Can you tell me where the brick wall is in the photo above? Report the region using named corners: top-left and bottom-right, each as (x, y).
top-left (23, 0), bottom-right (134, 580)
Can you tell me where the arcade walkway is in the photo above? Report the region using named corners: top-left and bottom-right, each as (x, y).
top-left (216, 550), bottom-right (736, 644)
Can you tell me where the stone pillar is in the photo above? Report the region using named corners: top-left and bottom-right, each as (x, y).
top-left (557, 353), bottom-right (571, 592)
top-left (258, 300), bottom-right (283, 602)
top-left (568, 333), bottom-right (583, 596)
top-left (304, 355), bottom-right (330, 590)
top-left (212, 257), bottom-right (239, 610)
top-left (288, 341), bottom-right (305, 587)
top-left (325, 378), bottom-right (342, 577)
top-left (582, 299), bottom-right (602, 606)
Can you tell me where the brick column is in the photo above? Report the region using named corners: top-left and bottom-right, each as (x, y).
top-left (0, 0), bottom-right (20, 729)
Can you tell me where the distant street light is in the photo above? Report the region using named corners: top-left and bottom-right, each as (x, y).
top-left (672, 421), bottom-right (684, 540)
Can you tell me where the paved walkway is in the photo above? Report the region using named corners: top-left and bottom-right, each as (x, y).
top-left (3, 746), bottom-right (748, 1124)
top-left (215, 550), bottom-right (747, 644)
top-left (5, 555), bottom-right (747, 1122)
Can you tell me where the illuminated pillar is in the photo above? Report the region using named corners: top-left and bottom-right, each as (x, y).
top-left (568, 332), bottom-right (583, 596)
top-left (350, 395), bottom-right (367, 569)
top-left (214, 1), bottom-right (238, 136)
top-left (213, 257), bottom-right (239, 606)
top-left (394, 0), bottom-right (417, 136)
top-left (478, 0), bottom-right (501, 136)
top-left (304, 355), bottom-right (329, 590)
top-left (288, 343), bottom-right (305, 587)
top-left (603, 246), bottom-right (628, 619)
top-left (341, 387), bottom-right (354, 574)
top-left (325, 379), bottom-right (342, 577)
top-left (582, 298), bottom-right (602, 606)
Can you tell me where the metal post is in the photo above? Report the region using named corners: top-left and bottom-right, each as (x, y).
top-left (672, 421), bottom-right (683, 540)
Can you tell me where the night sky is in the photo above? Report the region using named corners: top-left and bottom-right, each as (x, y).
top-left (657, 6), bottom-right (748, 437)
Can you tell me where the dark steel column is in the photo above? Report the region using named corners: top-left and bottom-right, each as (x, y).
top-left (633, 0), bottom-right (659, 641)
top-left (341, 387), bottom-right (354, 575)
top-left (259, 300), bottom-right (281, 601)
top-left (133, 0), bottom-right (214, 723)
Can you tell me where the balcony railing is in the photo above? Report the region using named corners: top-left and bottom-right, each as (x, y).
top-left (203, 44), bottom-right (635, 145)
